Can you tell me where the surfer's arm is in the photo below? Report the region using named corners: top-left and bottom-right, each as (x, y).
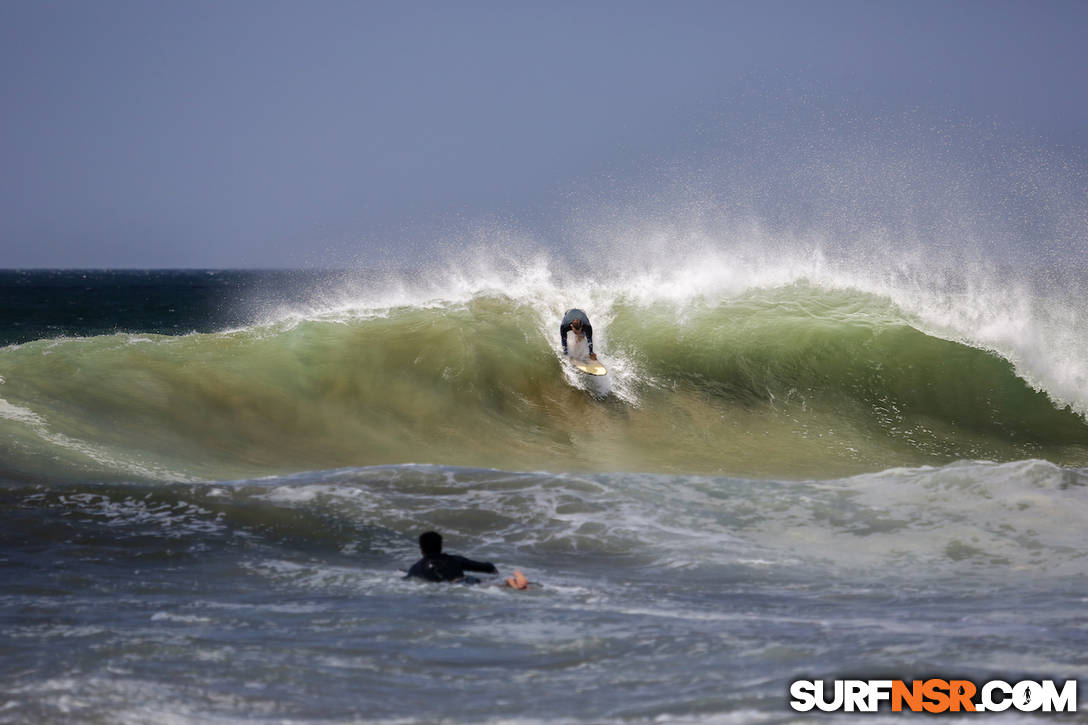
top-left (559, 323), bottom-right (570, 354)
top-left (450, 555), bottom-right (498, 574)
top-left (585, 324), bottom-right (593, 354)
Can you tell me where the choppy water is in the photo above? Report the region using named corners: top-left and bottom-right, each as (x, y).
top-left (1, 268), bottom-right (1086, 723)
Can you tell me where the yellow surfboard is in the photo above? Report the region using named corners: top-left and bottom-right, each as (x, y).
top-left (570, 357), bottom-right (607, 376)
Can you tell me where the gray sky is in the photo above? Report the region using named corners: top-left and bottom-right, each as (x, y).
top-left (2, 0), bottom-right (1086, 268)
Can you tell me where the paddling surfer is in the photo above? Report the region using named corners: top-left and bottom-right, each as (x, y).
top-left (404, 531), bottom-right (529, 589)
top-left (560, 309), bottom-right (596, 360)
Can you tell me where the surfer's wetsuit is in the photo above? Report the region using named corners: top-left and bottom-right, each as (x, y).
top-left (405, 553), bottom-right (498, 583)
top-left (559, 308), bottom-right (594, 356)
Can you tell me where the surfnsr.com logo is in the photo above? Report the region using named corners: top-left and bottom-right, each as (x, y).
top-left (789, 679), bottom-right (1078, 713)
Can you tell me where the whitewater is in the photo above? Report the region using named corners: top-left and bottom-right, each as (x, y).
top-left (1, 249), bottom-right (1086, 723)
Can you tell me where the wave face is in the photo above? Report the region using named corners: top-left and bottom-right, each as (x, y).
top-left (2, 275), bottom-right (1085, 484)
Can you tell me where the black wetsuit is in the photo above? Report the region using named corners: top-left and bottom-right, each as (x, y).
top-left (405, 553), bottom-right (498, 583)
top-left (559, 308), bottom-right (593, 355)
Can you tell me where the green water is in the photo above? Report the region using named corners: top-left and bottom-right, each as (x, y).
top-left (1, 286), bottom-right (1086, 484)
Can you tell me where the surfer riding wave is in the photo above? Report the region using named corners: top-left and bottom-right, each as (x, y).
top-left (560, 309), bottom-right (596, 360)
